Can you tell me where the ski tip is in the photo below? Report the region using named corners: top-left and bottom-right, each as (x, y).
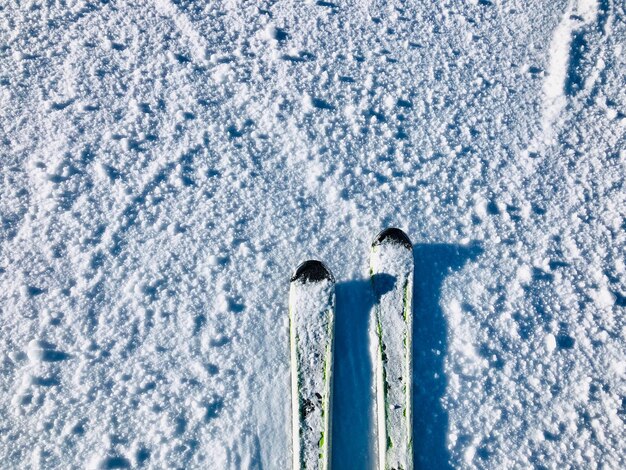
top-left (290, 260), bottom-right (334, 284)
top-left (372, 227), bottom-right (412, 250)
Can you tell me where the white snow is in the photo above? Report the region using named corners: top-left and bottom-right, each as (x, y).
top-left (545, 333), bottom-right (557, 353)
top-left (1, 0), bottom-right (625, 468)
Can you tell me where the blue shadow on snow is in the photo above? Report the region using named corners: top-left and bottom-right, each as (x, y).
top-left (331, 275), bottom-right (393, 468)
top-left (332, 274), bottom-right (395, 468)
top-left (331, 242), bottom-right (482, 468)
top-left (413, 243), bottom-right (483, 469)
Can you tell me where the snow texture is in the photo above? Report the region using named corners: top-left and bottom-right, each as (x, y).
top-left (0, 0), bottom-right (625, 468)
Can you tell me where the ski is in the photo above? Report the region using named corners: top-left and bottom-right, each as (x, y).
top-left (289, 260), bottom-right (335, 470)
top-left (370, 228), bottom-right (414, 470)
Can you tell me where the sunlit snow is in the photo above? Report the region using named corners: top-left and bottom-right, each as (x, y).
top-left (1, 1), bottom-right (624, 468)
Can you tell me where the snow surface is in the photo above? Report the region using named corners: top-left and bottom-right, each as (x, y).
top-left (0, 0), bottom-right (625, 468)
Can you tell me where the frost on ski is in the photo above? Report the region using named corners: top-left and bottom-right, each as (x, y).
top-left (370, 231), bottom-right (414, 470)
top-left (289, 265), bottom-right (335, 470)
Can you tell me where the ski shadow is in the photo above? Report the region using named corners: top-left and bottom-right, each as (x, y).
top-left (331, 274), bottom-right (395, 468)
top-left (413, 242), bottom-right (483, 469)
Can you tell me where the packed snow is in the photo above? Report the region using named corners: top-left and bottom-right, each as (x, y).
top-left (1, 0), bottom-right (624, 468)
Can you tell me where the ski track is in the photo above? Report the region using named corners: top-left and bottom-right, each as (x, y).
top-left (0, 0), bottom-right (625, 468)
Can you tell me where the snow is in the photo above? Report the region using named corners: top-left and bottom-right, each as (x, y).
top-left (545, 333), bottom-right (557, 354)
top-left (0, 0), bottom-right (625, 468)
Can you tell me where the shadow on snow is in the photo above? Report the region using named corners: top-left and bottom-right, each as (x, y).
top-left (412, 243), bottom-right (483, 469)
top-left (331, 242), bottom-right (482, 468)
top-left (331, 278), bottom-right (376, 468)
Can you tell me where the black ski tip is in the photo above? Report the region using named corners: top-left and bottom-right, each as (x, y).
top-left (290, 260), bottom-right (334, 283)
top-left (372, 227), bottom-right (412, 250)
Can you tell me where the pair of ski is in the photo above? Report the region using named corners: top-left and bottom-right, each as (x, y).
top-left (289, 228), bottom-right (414, 470)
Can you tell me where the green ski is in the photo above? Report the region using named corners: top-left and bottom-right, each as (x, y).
top-left (289, 260), bottom-right (335, 469)
top-left (370, 228), bottom-right (414, 470)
